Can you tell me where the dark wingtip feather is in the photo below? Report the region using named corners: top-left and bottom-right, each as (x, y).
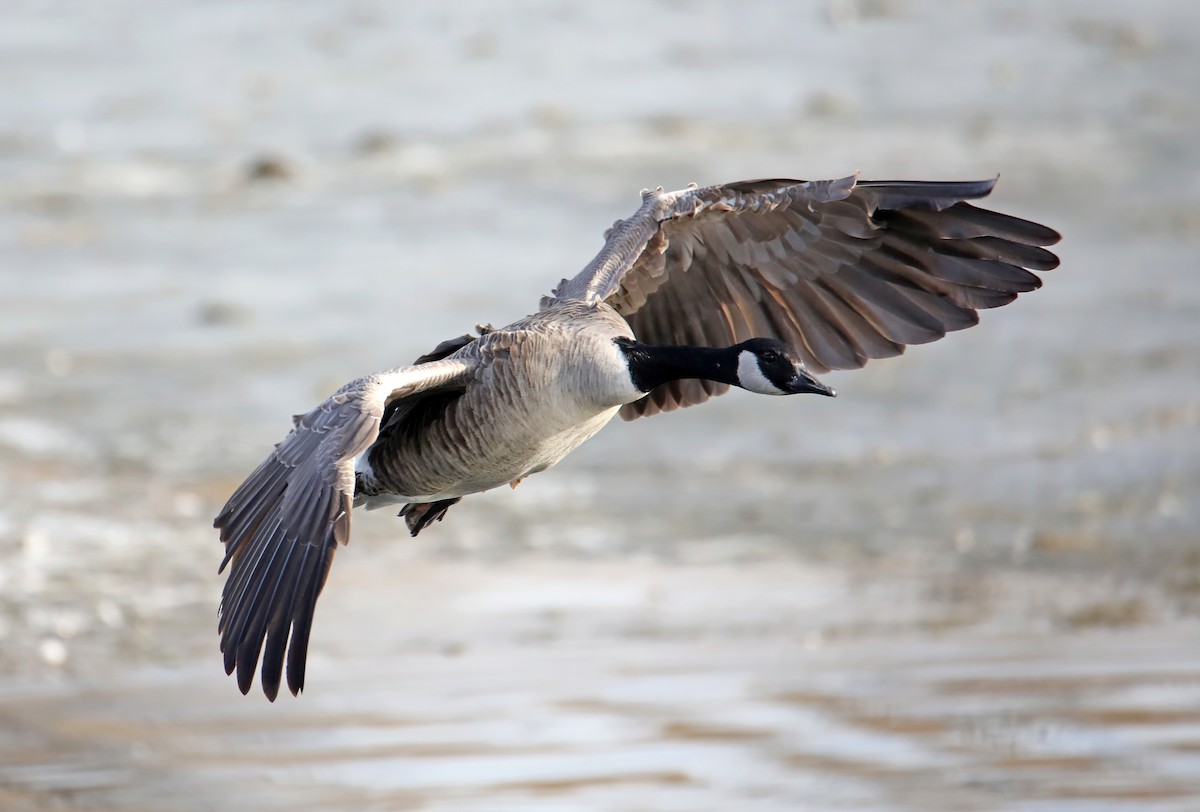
top-left (859, 178), bottom-right (999, 210)
top-left (262, 664), bottom-right (281, 702)
top-left (1024, 222), bottom-right (1062, 248)
top-left (216, 446), bottom-right (346, 699)
top-left (236, 640), bottom-right (259, 695)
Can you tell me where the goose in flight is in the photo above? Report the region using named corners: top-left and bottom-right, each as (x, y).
top-left (215, 174), bottom-right (1060, 698)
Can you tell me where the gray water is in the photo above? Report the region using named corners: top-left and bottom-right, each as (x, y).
top-left (1, 1), bottom-right (1199, 810)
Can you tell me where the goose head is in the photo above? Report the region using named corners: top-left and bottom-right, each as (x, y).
top-left (614, 336), bottom-right (834, 399)
top-left (733, 338), bottom-right (836, 397)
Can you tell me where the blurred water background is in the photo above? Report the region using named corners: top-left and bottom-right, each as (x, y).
top-left (1, 1), bottom-right (1199, 810)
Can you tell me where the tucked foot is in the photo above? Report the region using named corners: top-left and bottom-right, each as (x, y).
top-left (399, 497), bottom-right (462, 536)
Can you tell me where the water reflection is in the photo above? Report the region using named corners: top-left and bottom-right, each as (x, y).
top-left (2, 560), bottom-right (1199, 810)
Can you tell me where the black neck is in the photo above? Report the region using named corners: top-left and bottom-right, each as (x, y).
top-left (615, 338), bottom-right (739, 392)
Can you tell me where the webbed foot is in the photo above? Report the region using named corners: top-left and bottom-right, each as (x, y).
top-left (399, 497), bottom-right (462, 536)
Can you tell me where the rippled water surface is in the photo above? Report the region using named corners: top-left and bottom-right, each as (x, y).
top-left (1, 1), bottom-right (1199, 810)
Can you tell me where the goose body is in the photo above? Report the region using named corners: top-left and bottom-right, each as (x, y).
top-left (216, 175), bottom-right (1060, 699)
top-left (355, 302), bottom-right (640, 506)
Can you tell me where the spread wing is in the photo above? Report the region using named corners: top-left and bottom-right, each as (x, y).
top-left (214, 357), bottom-right (477, 699)
top-left (544, 176), bottom-right (1060, 419)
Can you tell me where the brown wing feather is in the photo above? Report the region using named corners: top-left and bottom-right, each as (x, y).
top-left (215, 387), bottom-right (380, 700)
top-left (601, 178), bottom-right (1059, 419)
top-left (214, 358), bottom-right (477, 699)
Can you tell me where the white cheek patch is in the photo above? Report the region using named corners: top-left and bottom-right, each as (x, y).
top-left (737, 350), bottom-right (786, 395)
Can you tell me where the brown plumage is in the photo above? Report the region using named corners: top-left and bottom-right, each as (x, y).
top-left (545, 177), bottom-right (1058, 417)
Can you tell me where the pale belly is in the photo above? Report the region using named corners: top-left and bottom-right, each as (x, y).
top-left (355, 366), bottom-right (633, 507)
top-left (438, 406), bottom-right (619, 500)
top-left (357, 405), bottom-right (620, 506)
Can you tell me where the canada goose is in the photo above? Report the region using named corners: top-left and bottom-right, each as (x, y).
top-left (216, 174), bottom-right (1060, 699)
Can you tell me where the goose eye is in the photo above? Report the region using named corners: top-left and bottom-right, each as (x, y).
top-left (760, 350), bottom-right (780, 363)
